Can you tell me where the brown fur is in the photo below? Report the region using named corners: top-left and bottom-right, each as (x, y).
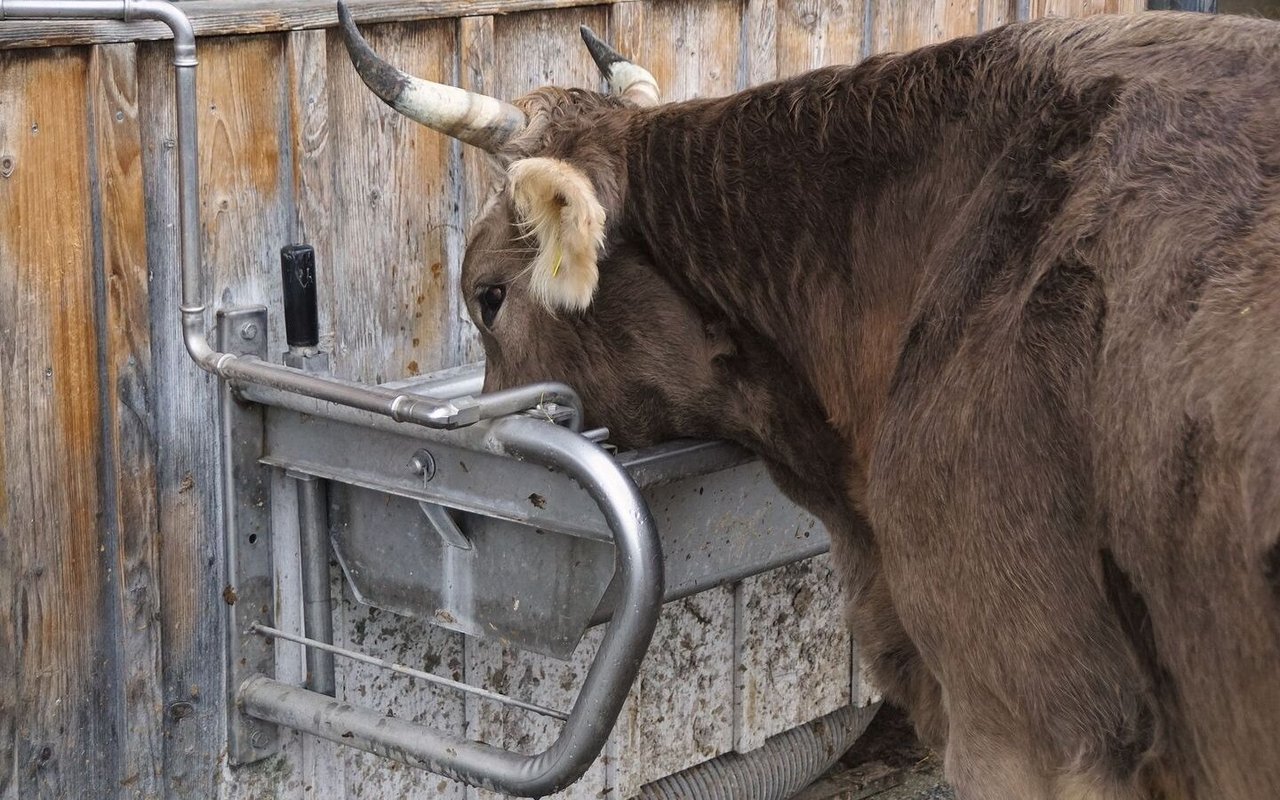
top-left (457, 12), bottom-right (1280, 799)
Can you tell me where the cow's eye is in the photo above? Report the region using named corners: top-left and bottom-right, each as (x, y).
top-left (479, 284), bottom-right (506, 328)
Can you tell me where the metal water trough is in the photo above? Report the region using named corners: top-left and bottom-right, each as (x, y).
top-left (0, 2), bottom-right (872, 796)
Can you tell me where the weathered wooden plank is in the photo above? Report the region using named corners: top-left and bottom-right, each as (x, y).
top-left (136, 38), bottom-right (224, 800)
top-left (733, 555), bottom-right (853, 752)
top-left (611, 0), bottom-right (741, 102)
top-left (0, 0), bottom-right (623, 52)
top-left (1031, 0), bottom-right (1145, 16)
top-left (0, 46), bottom-right (117, 800)
top-left (325, 18), bottom-right (457, 383)
top-left (743, 0), bottom-right (780, 86)
top-left (492, 4), bottom-right (608, 97)
top-left (776, 0), bottom-right (865, 79)
top-left (287, 28), bottom-right (336, 352)
top-left (90, 40), bottom-right (167, 800)
top-left (871, 0), bottom-right (981, 53)
top-left (980, 0), bottom-right (1018, 29)
top-left (1031, 0), bottom-right (1107, 16)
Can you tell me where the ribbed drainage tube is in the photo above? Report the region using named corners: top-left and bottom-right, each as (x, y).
top-left (638, 702), bottom-right (881, 800)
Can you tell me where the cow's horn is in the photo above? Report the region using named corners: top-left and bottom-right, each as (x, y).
top-left (337, 1), bottom-right (526, 152)
top-left (579, 25), bottom-right (661, 108)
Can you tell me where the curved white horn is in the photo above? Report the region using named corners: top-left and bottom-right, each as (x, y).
top-left (337, 2), bottom-right (526, 151)
top-left (579, 25), bottom-right (661, 108)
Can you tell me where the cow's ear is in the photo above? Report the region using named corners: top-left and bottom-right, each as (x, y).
top-left (508, 157), bottom-right (605, 313)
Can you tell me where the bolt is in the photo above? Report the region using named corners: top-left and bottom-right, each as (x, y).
top-left (410, 449), bottom-right (436, 481)
top-left (240, 322), bottom-right (259, 341)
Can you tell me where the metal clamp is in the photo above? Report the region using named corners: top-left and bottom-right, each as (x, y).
top-left (239, 415), bottom-right (664, 797)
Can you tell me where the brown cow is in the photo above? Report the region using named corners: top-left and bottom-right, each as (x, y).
top-left (338, 7), bottom-right (1280, 799)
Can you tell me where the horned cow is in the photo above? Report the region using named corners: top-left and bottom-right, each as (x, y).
top-left (338, 5), bottom-right (1280, 798)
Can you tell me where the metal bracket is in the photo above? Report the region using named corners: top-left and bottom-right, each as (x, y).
top-left (219, 306), bottom-right (279, 764)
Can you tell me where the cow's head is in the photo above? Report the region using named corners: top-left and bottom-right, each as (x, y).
top-left (338, 3), bottom-right (758, 449)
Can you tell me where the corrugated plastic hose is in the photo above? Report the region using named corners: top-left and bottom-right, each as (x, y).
top-left (638, 702), bottom-right (881, 800)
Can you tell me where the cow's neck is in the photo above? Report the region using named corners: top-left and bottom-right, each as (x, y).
top-left (620, 33), bottom-right (1013, 503)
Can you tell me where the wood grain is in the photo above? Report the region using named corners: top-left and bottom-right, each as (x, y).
top-left (136, 40), bottom-right (221, 799)
top-left (325, 18), bottom-right (457, 383)
top-left (492, 5), bottom-right (609, 98)
top-left (777, 0), bottom-right (865, 79)
top-left (90, 41), bottom-right (166, 800)
top-left (981, 0), bottom-right (1019, 29)
top-left (0, 0), bottom-right (622, 52)
top-left (871, 0), bottom-right (982, 54)
top-left (611, 0), bottom-right (740, 102)
top-left (287, 28), bottom-right (337, 353)
top-left (0, 47), bottom-right (114, 800)
top-left (1031, 0), bottom-right (1145, 16)
top-left (743, 0), bottom-right (780, 86)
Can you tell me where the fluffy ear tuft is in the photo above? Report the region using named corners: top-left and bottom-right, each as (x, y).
top-left (508, 157), bottom-right (606, 312)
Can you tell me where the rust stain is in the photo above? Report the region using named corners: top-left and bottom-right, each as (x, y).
top-left (405, 360), bottom-right (420, 376)
top-left (222, 585), bottom-right (238, 606)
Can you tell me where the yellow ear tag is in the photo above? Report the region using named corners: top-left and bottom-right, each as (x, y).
top-left (551, 248), bottom-right (563, 278)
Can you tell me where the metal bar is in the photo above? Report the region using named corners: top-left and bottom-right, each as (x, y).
top-left (251, 623), bottom-right (567, 721)
top-left (218, 308), bottom-right (280, 764)
top-left (242, 417), bottom-right (664, 797)
top-left (294, 475), bottom-right (335, 696)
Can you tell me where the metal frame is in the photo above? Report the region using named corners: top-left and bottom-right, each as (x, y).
top-left (0, 3), bottom-right (663, 795)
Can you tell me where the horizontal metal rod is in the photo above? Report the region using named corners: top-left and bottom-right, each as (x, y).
top-left (251, 623), bottom-right (569, 721)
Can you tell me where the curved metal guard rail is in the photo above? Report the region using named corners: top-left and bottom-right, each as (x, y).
top-left (0, 0), bottom-right (583, 432)
top-left (240, 415), bottom-right (665, 796)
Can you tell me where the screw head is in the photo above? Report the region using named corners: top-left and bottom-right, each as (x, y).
top-left (410, 449), bottom-right (436, 481)
top-left (240, 322), bottom-right (259, 341)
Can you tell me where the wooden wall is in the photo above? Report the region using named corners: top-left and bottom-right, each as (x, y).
top-left (0, 0), bottom-right (1145, 798)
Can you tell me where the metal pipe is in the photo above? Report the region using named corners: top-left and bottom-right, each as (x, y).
top-left (294, 475), bottom-right (335, 696)
top-left (0, 0), bottom-right (582, 432)
top-left (251, 624), bottom-right (568, 721)
top-left (243, 417), bottom-right (664, 797)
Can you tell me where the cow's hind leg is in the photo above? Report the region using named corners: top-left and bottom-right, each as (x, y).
top-left (942, 718), bottom-right (1053, 800)
top-left (943, 720), bottom-right (1148, 800)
